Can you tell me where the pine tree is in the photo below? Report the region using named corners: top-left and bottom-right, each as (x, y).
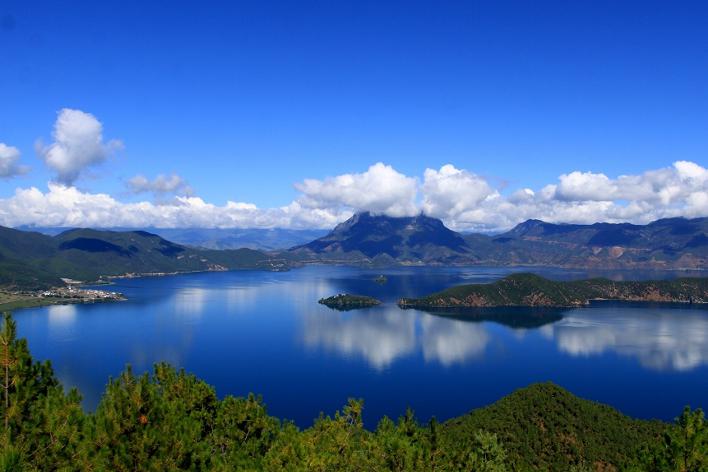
top-left (0, 313), bottom-right (16, 436)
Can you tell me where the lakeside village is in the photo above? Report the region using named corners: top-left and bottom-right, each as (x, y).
top-left (40, 285), bottom-right (125, 302)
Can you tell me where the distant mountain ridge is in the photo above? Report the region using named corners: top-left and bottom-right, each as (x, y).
top-left (289, 212), bottom-right (708, 269)
top-left (2, 213), bottom-right (705, 289)
top-left (20, 226), bottom-right (327, 251)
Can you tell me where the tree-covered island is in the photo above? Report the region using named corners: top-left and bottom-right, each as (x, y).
top-left (318, 294), bottom-right (382, 310)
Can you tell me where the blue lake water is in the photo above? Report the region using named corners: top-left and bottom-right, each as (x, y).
top-left (13, 266), bottom-right (708, 427)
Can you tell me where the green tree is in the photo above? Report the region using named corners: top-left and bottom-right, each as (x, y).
top-left (86, 363), bottom-right (217, 471)
top-left (636, 406), bottom-right (708, 472)
top-left (272, 399), bottom-right (386, 471)
top-left (0, 312), bottom-right (84, 470)
top-left (209, 393), bottom-right (281, 469)
top-left (0, 313), bottom-right (16, 434)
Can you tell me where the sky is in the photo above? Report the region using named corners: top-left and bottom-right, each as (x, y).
top-left (0, 0), bottom-right (706, 231)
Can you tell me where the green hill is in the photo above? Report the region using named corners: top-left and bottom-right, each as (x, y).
top-left (442, 382), bottom-right (667, 470)
top-left (0, 226), bottom-right (288, 289)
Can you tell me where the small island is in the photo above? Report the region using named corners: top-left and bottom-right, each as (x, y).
top-left (398, 273), bottom-right (708, 309)
top-left (374, 275), bottom-right (388, 284)
top-left (318, 294), bottom-right (382, 311)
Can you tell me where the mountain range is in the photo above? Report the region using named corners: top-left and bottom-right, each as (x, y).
top-left (289, 212), bottom-right (708, 269)
top-left (1, 213), bottom-right (705, 289)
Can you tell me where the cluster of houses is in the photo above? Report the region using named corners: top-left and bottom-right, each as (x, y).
top-left (40, 286), bottom-right (124, 301)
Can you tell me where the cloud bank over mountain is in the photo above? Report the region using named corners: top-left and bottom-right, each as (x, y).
top-left (0, 109), bottom-right (706, 231)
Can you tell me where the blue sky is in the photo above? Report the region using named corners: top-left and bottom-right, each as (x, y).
top-left (0, 1), bottom-right (706, 230)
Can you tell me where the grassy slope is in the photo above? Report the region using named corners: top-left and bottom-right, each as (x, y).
top-left (443, 382), bottom-right (666, 471)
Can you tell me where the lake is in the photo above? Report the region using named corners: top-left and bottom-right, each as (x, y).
top-left (13, 265), bottom-right (708, 428)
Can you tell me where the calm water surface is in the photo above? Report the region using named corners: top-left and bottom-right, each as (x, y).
top-left (14, 266), bottom-right (708, 427)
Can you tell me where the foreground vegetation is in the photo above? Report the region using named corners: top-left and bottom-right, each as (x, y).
top-left (399, 273), bottom-right (708, 308)
top-left (0, 313), bottom-right (705, 471)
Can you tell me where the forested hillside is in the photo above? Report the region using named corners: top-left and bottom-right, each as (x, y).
top-left (0, 226), bottom-right (287, 289)
top-left (399, 273), bottom-right (708, 308)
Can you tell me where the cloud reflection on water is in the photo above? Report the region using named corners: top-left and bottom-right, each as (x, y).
top-left (546, 307), bottom-right (708, 371)
top-left (303, 301), bottom-right (708, 373)
top-left (303, 307), bottom-right (416, 369)
top-left (47, 304), bottom-right (78, 326)
top-left (420, 316), bottom-right (489, 366)
top-left (303, 307), bottom-right (491, 369)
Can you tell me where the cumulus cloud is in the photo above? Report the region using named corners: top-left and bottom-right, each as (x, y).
top-left (0, 143), bottom-right (29, 178)
top-left (295, 162), bottom-right (418, 217)
top-left (37, 109), bottom-right (123, 184)
top-left (555, 171), bottom-right (617, 201)
top-left (127, 173), bottom-right (193, 196)
top-left (421, 164), bottom-right (499, 226)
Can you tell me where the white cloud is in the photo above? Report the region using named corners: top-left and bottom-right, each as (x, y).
top-left (0, 158), bottom-right (705, 231)
top-left (421, 164), bottom-right (499, 226)
top-left (418, 161), bottom-right (708, 231)
top-left (0, 183), bottom-right (346, 229)
top-left (295, 162), bottom-right (418, 217)
top-left (127, 173), bottom-right (193, 196)
top-left (0, 143), bottom-right (29, 178)
top-left (555, 171), bottom-right (617, 201)
top-left (37, 109), bottom-right (123, 184)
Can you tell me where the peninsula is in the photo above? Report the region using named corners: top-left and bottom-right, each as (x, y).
top-left (398, 273), bottom-right (708, 309)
